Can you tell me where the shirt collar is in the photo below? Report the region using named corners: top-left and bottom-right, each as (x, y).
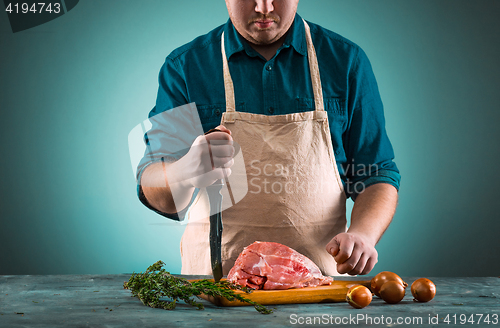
top-left (224, 13), bottom-right (307, 60)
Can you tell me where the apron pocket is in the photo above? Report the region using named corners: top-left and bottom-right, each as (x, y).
top-left (296, 97), bottom-right (347, 156)
top-left (296, 97), bottom-right (346, 118)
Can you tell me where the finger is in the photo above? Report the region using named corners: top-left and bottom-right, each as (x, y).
top-left (206, 131), bottom-right (233, 142)
top-left (215, 125), bottom-right (232, 135)
top-left (213, 157), bottom-right (234, 169)
top-left (210, 144), bottom-right (235, 158)
top-left (360, 253), bottom-right (377, 275)
top-left (325, 238), bottom-right (340, 257)
top-left (347, 253), bottom-right (369, 276)
top-left (207, 139), bottom-right (233, 168)
top-left (336, 246), bottom-right (362, 274)
top-left (209, 145), bottom-right (234, 171)
top-left (334, 236), bottom-right (355, 264)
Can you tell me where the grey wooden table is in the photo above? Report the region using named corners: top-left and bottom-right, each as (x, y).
top-left (0, 275), bottom-right (498, 327)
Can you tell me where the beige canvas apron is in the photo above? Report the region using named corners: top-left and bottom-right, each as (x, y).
top-left (180, 20), bottom-right (347, 276)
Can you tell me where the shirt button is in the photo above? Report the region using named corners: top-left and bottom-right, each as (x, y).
top-left (266, 65), bottom-right (272, 71)
top-left (268, 107), bottom-right (274, 114)
top-left (214, 109), bottom-right (221, 116)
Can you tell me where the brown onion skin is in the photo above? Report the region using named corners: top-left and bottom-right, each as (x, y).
top-left (371, 271), bottom-right (408, 297)
top-left (346, 285), bottom-right (372, 309)
top-left (379, 281), bottom-right (406, 304)
top-left (411, 278), bottom-right (436, 302)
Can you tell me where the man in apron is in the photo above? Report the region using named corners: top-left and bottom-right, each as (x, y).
top-left (137, 0), bottom-right (400, 276)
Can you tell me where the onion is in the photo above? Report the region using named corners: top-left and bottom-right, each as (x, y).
top-left (379, 280), bottom-right (406, 304)
top-left (411, 278), bottom-right (436, 302)
top-left (346, 285), bottom-right (372, 309)
top-left (371, 271), bottom-right (408, 297)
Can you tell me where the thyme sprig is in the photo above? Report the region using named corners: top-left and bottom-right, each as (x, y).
top-left (123, 260), bottom-right (272, 314)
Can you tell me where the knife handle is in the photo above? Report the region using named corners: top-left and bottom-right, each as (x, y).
top-left (207, 179), bottom-right (224, 215)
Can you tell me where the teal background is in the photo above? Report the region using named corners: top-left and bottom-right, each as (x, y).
top-left (1, 0), bottom-right (499, 276)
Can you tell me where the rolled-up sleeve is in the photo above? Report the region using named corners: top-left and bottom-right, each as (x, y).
top-left (344, 48), bottom-right (401, 200)
top-left (136, 57), bottom-right (189, 179)
top-left (135, 56), bottom-right (200, 220)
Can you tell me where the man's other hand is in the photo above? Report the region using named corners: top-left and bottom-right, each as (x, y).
top-left (325, 232), bottom-right (378, 275)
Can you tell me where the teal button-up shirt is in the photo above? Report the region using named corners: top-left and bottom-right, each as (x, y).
top-left (138, 14), bottom-right (400, 219)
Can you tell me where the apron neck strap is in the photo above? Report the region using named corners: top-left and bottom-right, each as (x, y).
top-left (303, 19), bottom-right (325, 112)
top-left (221, 19), bottom-right (325, 113)
top-left (221, 32), bottom-right (236, 112)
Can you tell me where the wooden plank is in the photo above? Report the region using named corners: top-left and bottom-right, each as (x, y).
top-left (194, 279), bottom-right (371, 307)
top-left (1, 275), bottom-right (500, 327)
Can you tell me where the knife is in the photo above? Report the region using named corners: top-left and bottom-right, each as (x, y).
top-left (207, 178), bottom-right (224, 282)
top-left (205, 128), bottom-right (226, 282)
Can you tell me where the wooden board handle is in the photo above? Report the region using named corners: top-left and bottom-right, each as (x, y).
top-left (194, 279), bottom-right (372, 307)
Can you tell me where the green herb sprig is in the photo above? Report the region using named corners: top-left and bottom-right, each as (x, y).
top-left (123, 260), bottom-right (272, 314)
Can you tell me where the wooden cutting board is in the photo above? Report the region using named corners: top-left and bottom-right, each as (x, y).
top-left (195, 279), bottom-right (371, 307)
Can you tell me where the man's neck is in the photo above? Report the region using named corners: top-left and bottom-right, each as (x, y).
top-left (248, 32), bottom-right (289, 61)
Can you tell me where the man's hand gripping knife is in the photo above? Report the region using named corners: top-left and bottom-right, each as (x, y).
top-left (141, 125), bottom-right (234, 215)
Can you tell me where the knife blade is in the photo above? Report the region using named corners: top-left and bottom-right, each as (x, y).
top-left (207, 179), bottom-right (224, 282)
top-left (205, 128), bottom-right (226, 282)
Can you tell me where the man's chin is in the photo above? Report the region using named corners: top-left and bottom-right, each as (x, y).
top-left (248, 31), bottom-right (279, 44)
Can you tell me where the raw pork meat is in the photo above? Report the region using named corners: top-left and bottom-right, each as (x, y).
top-left (227, 241), bottom-right (333, 290)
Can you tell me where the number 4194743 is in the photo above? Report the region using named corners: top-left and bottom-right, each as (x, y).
top-left (442, 313), bottom-right (498, 325)
top-left (5, 2), bottom-right (62, 14)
